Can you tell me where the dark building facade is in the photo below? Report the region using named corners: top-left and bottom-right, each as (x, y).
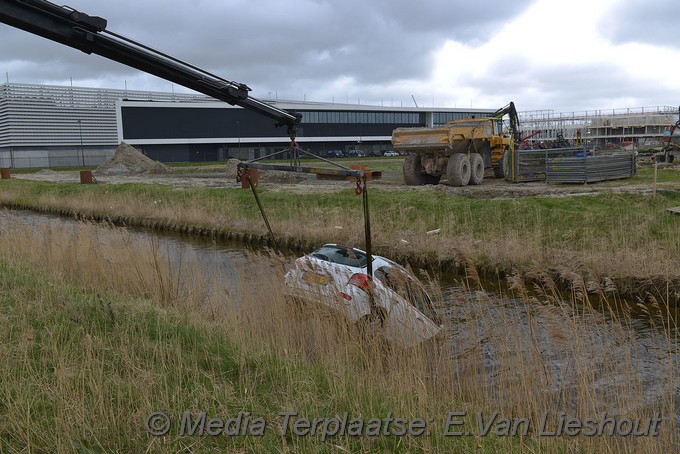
top-left (0, 82), bottom-right (494, 167)
top-left (117, 100), bottom-right (496, 162)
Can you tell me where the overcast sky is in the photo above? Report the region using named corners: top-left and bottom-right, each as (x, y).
top-left (1, 0), bottom-right (679, 114)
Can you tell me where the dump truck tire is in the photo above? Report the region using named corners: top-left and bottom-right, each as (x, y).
top-left (447, 153), bottom-right (470, 186)
top-left (403, 154), bottom-right (429, 185)
top-left (493, 157), bottom-right (504, 179)
top-left (469, 153), bottom-right (484, 185)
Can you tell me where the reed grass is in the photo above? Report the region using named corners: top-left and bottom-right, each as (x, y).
top-left (0, 214), bottom-right (676, 452)
top-left (1, 179), bottom-right (679, 296)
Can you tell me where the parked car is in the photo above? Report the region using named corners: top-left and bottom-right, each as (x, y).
top-left (284, 244), bottom-right (442, 346)
top-left (326, 150), bottom-right (344, 158)
top-left (383, 150), bottom-right (399, 157)
top-left (346, 149), bottom-right (365, 157)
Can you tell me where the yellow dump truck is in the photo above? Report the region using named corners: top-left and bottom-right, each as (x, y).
top-left (392, 102), bottom-right (519, 186)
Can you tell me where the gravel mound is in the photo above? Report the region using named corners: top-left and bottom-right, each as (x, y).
top-left (95, 143), bottom-right (171, 176)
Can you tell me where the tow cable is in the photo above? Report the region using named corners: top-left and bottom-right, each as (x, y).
top-left (236, 136), bottom-right (373, 278)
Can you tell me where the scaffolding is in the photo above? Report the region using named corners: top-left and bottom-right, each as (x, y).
top-left (518, 106), bottom-right (679, 150)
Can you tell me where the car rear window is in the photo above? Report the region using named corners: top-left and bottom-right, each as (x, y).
top-left (310, 246), bottom-right (367, 268)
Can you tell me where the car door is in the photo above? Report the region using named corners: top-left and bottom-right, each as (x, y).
top-left (373, 266), bottom-right (441, 346)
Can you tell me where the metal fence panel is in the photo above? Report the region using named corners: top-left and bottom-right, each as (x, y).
top-left (508, 148), bottom-right (636, 184)
top-left (545, 152), bottom-right (636, 184)
top-left (510, 147), bottom-right (587, 182)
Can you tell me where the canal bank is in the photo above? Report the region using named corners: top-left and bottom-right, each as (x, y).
top-left (0, 209), bottom-right (676, 452)
top-left (1, 189), bottom-right (679, 308)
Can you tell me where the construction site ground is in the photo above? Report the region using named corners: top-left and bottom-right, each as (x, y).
top-left (8, 141), bottom-right (680, 199)
top-left (12, 159), bottom-right (680, 200)
top-left (6, 150), bottom-right (680, 303)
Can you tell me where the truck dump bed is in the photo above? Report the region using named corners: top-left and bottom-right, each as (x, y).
top-left (392, 119), bottom-right (496, 155)
top-left (392, 126), bottom-right (451, 152)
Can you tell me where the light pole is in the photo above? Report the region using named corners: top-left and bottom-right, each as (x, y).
top-left (77, 119), bottom-right (84, 166)
top-left (237, 121), bottom-right (241, 150)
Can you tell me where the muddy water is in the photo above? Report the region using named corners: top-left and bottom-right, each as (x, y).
top-left (2, 209), bottom-right (678, 433)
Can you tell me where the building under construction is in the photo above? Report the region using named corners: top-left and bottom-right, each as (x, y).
top-left (2, 81), bottom-right (678, 167)
top-left (519, 106), bottom-right (679, 150)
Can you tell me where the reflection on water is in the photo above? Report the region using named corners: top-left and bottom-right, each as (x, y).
top-left (439, 280), bottom-right (678, 433)
top-left (2, 208), bottom-right (678, 434)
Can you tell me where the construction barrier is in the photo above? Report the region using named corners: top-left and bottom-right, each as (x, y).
top-left (545, 152), bottom-right (637, 184)
top-left (507, 148), bottom-right (636, 184)
top-left (508, 147), bottom-right (586, 183)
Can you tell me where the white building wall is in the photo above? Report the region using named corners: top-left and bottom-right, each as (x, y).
top-left (0, 82), bottom-right (211, 167)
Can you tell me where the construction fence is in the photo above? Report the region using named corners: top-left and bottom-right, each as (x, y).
top-left (507, 148), bottom-right (637, 184)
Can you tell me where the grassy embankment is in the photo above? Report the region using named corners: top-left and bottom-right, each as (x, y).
top-left (2, 165), bottom-right (680, 299)
top-left (0, 215), bottom-right (676, 452)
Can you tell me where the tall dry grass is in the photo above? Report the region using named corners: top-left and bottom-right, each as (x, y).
top-left (448, 264), bottom-right (678, 453)
top-left (2, 181), bottom-right (680, 288)
top-left (0, 213), bottom-right (676, 452)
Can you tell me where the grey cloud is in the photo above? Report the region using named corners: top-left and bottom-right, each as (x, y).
top-left (600, 0), bottom-right (680, 50)
top-left (458, 58), bottom-right (675, 112)
top-left (514, 65), bottom-right (673, 112)
top-left (0, 0), bottom-right (533, 100)
top-left (15, 0), bottom-right (673, 114)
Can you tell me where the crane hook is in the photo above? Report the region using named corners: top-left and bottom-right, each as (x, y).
top-left (355, 175), bottom-right (365, 195)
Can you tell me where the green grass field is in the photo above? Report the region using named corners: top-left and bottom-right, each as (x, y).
top-left (2, 173), bottom-right (680, 277)
top-left (0, 213), bottom-right (674, 452)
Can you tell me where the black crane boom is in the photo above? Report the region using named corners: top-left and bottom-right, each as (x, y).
top-left (0, 0), bottom-right (301, 137)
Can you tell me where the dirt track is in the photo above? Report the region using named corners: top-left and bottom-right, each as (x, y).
top-left (13, 162), bottom-right (680, 199)
top-left (16, 169), bottom-right (239, 189)
top-left (16, 145), bottom-right (679, 198)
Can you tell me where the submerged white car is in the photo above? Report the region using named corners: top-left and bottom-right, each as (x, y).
top-left (284, 244), bottom-right (443, 347)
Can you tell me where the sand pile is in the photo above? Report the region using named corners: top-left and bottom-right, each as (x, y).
top-left (95, 142), bottom-right (171, 176)
top-left (225, 158), bottom-right (242, 179)
top-left (225, 158), bottom-right (304, 184)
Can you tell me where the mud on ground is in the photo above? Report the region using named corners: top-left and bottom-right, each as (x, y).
top-left (16, 169), bottom-right (680, 199)
top-left (13, 158), bottom-right (680, 199)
